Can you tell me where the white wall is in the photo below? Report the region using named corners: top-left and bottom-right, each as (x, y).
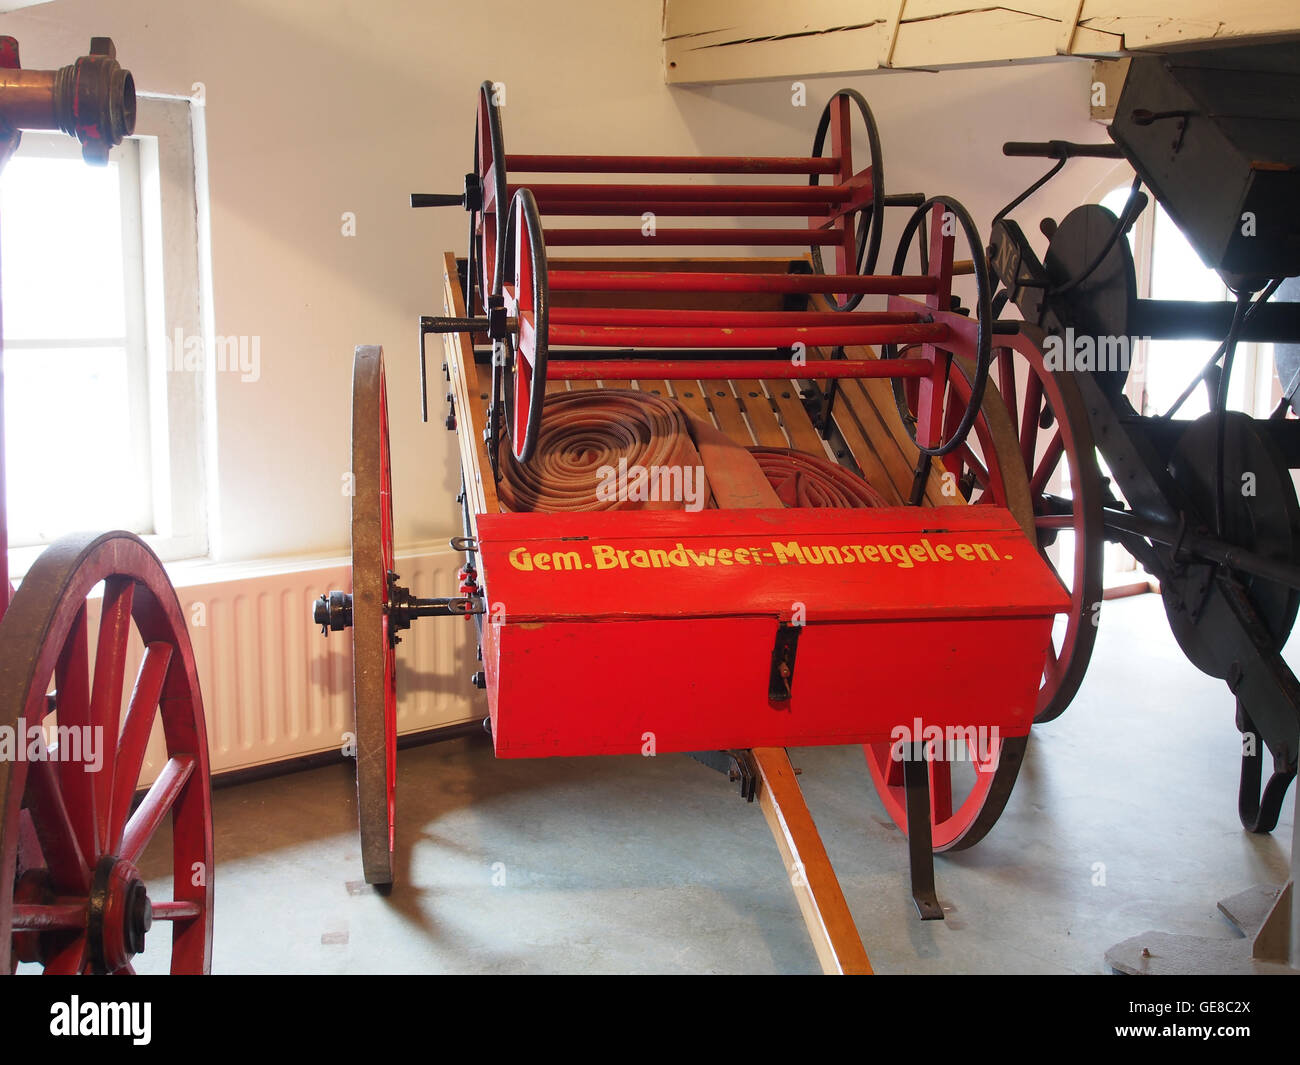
top-left (2, 1), bottom-right (1116, 564)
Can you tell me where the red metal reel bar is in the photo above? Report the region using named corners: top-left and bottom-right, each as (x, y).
top-left (0, 532), bottom-right (213, 974)
top-left (505, 153), bottom-right (840, 174)
top-left (494, 191), bottom-right (955, 461)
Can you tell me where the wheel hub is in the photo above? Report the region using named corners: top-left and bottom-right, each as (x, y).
top-left (1162, 412), bottom-right (1300, 677)
top-left (87, 854), bottom-right (152, 973)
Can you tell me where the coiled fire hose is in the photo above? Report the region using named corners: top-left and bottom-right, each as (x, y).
top-left (498, 391), bottom-right (883, 512)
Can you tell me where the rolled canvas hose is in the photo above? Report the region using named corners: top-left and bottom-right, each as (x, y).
top-left (498, 390), bottom-right (881, 513)
top-left (498, 390), bottom-right (712, 512)
top-left (749, 447), bottom-right (888, 509)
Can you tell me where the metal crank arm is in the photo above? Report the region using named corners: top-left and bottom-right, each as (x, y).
top-left (419, 296), bottom-right (514, 423)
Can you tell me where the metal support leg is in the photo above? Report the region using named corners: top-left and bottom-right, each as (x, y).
top-left (902, 746), bottom-right (944, 921)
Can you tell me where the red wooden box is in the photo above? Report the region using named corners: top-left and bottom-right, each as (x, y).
top-left (476, 505), bottom-right (1069, 758)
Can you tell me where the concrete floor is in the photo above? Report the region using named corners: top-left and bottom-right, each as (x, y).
top-left (139, 592), bottom-right (1294, 974)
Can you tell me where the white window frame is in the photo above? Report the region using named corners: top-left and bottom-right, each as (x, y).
top-left (4, 93), bottom-right (210, 575)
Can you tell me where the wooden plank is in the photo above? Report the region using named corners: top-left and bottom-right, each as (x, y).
top-left (765, 379), bottom-right (826, 456)
top-left (819, 381), bottom-right (903, 506)
top-left (890, 5), bottom-right (1119, 69)
top-left (660, 0), bottom-right (1282, 85)
top-left (735, 381), bottom-right (789, 447)
top-left (669, 379), bottom-right (715, 425)
top-left (751, 747), bottom-right (873, 976)
top-left (702, 381), bottom-right (755, 445)
top-left (1079, 1), bottom-right (1300, 50)
top-left (441, 252), bottom-right (498, 519)
top-left (636, 380), bottom-right (674, 401)
top-left (829, 377), bottom-right (925, 505)
top-left (836, 377), bottom-right (950, 506)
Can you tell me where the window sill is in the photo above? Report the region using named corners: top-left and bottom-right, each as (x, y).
top-left (7, 538), bottom-right (454, 590)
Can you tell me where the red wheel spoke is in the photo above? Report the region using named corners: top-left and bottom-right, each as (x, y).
top-left (1029, 430), bottom-right (1065, 499)
top-left (1019, 371), bottom-right (1043, 473)
top-left (1042, 637), bottom-right (1061, 680)
top-left (108, 642), bottom-right (174, 856)
top-left (121, 754), bottom-right (195, 865)
top-left (11, 902), bottom-right (86, 932)
top-left (41, 934), bottom-right (87, 975)
top-left (26, 740), bottom-right (91, 895)
top-left (518, 318), bottom-right (537, 368)
top-left (961, 445), bottom-right (990, 491)
top-left (54, 603), bottom-right (99, 861)
top-left (929, 756), bottom-right (953, 824)
top-left (91, 576), bottom-right (134, 846)
top-left (151, 899), bottom-right (203, 921)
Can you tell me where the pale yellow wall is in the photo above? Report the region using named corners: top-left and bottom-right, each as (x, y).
top-left (2, 0), bottom-right (1116, 562)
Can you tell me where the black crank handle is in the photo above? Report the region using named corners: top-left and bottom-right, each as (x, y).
top-left (412, 174), bottom-right (483, 211)
top-left (1002, 140), bottom-right (1124, 160)
top-left (411, 193), bottom-right (465, 208)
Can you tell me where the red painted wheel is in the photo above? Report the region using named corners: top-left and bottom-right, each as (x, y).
top-left (501, 188), bottom-right (549, 464)
top-left (864, 353), bottom-right (1038, 851)
top-left (475, 79), bottom-right (508, 307)
top-left (349, 346), bottom-right (398, 886)
top-left (950, 334), bottom-right (1103, 723)
top-left (809, 88), bottom-right (885, 308)
top-left (0, 531), bottom-right (213, 973)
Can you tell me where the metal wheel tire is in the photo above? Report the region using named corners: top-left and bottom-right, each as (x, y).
top-left (476, 79), bottom-right (508, 303)
top-left (350, 346), bottom-right (398, 886)
top-left (884, 195), bottom-right (994, 459)
top-left (809, 87), bottom-right (886, 308)
top-left (501, 189), bottom-right (549, 464)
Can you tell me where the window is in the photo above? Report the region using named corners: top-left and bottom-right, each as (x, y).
top-left (1, 95), bottom-right (209, 568)
top-left (1098, 181), bottom-right (1275, 422)
top-left (2, 132), bottom-right (152, 544)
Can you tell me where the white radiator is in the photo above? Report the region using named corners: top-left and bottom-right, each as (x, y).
top-left (85, 549), bottom-right (483, 782)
